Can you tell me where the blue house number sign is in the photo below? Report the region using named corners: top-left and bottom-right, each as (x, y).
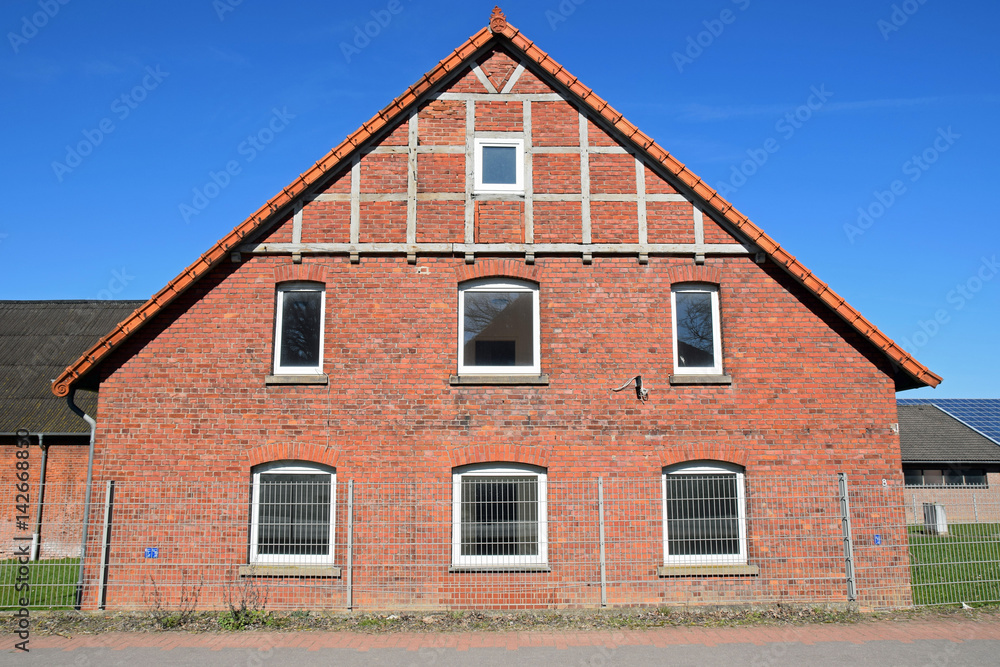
top-left (873, 534), bottom-right (882, 546)
top-left (144, 547), bottom-right (159, 558)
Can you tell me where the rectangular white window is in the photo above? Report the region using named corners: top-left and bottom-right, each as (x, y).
top-left (474, 138), bottom-right (524, 194)
top-left (274, 283), bottom-right (325, 375)
top-left (452, 464), bottom-right (548, 567)
top-left (671, 285), bottom-right (722, 375)
top-left (459, 279), bottom-right (540, 375)
top-left (662, 462), bottom-right (747, 565)
top-left (250, 462), bottom-right (336, 565)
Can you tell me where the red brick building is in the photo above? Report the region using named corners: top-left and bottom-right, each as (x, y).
top-left (51, 9), bottom-right (940, 611)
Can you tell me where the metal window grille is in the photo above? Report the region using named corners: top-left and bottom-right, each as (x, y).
top-left (663, 473), bottom-right (741, 559)
top-left (255, 476), bottom-right (331, 558)
top-left (460, 476), bottom-right (538, 558)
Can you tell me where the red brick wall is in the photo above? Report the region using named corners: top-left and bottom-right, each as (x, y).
top-left (69, 45), bottom-right (910, 610)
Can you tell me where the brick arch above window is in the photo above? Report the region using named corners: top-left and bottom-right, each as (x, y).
top-left (665, 264), bottom-right (722, 286)
top-left (449, 444), bottom-right (548, 468)
top-left (274, 263), bottom-right (327, 285)
top-left (660, 443), bottom-right (748, 469)
top-left (247, 442), bottom-right (339, 469)
top-left (456, 259), bottom-right (539, 285)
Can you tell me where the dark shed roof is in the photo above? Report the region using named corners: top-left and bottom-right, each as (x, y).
top-left (898, 404), bottom-right (1000, 464)
top-left (0, 300), bottom-right (144, 433)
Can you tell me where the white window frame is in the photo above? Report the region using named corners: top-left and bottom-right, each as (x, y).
top-left (661, 461), bottom-right (747, 566)
top-left (273, 282), bottom-right (326, 375)
top-left (670, 284), bottom-right (723, 375)
top-left (452, 463), bottom-right (548, 567)
top-left (249, 461), bottom-right (336, 565)
top-left (473, 137), bottom-right (525, 194)
top-left (458, 279), bottom-right (540, 376)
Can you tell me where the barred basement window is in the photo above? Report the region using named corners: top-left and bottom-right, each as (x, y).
top-left (273, 282), bottom-right (325, 375)
top-left (662, 462), bottom-right (747, 565)
top-left (250, 462), bottom-right (336, 565)
top-left (452, 464), bottom-right (548, 567)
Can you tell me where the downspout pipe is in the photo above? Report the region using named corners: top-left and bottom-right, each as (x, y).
top-left (66, 390), bottom-right (97, 610)
top-left (30, 434), bottom-right (47, 561)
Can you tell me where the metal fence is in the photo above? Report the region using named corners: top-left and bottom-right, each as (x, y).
top-left (852, 478), bottom-right (1000, 608)
top-left (3, 473), bottom-right (998, 611)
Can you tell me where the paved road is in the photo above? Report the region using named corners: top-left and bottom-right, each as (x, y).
top-left (8, 618), bottom-right (1000, 666)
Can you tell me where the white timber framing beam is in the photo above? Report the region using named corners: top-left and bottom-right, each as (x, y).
top-left (523, 99), bottom-right (534, 254)
top-left (308, 192), bottom-right (686, 204)
top-left (435, 92), bottom-right (563, 102)
top-left (406, 112), bottom-right (418, 261)
top-left (349, 155), bottom-right (361, 263)
top-left (500, 63), bottom-right (526, 94)
top-left (471, 64), bottom-right (498, 94)
top-left (693, 205), bottom-right (706, 265)
top-left (579, 110), bottom-right (592, 258)
top-left (464, 100), bottom-right (475, 261)
top-left (635, 157), bottom-right (647, 263)
top-left (291, 202), bottom-right (303, 244)
top-left (240, 242), bottom-right (755, 256)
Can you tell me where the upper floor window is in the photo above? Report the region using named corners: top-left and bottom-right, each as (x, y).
top-left (474, 138), bottom-right (524, 194)
top-left (250, 461), bottom-right (336, 565)
top-left (458, 279), bottom-right (540, 375)
top-left (274, 282), bottom-right (325, 375)
top-left (671, 284), bottom-right (722, 375)
top-left (662, 461), bottom-right (747, 565)
top-left (452, 463), bottom-right (548, 567)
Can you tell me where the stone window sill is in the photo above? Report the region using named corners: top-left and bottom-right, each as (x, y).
top-left (449, 564), bottom-right (551, 573)
top-left (657, 564), bottom-right (759, 577)
top-left (449, 374), bottom-right (550, 386)
top-left (265, 374), bottom-right (329, 386)
top-left (669, 374), bottom-right (732, 386)
top-left (239, 565), bottom-right (341, 578)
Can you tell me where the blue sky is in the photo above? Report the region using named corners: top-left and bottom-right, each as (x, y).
top-left (1, 0), bottom-right (997, 397)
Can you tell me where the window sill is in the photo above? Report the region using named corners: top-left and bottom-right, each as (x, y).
top-left (669, 374), bottom-right (732, 385)
top-left (265, 374), bottom-right (329, 386)
top-left (657, 564), bottom-right (759, 577)
top-left (449, 564), bottom-right (551, 573)
top-left (239, 565), bottom-right (341, 578)
top-left (450, 374), bottom-right (550, 386)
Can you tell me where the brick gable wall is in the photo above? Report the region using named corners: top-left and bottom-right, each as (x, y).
top-left (73, 45), bottom-right (909, 610)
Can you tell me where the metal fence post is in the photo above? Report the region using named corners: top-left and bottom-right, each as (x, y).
top-left (597, 477), bottom-right (607, 608)
top-left (346, 479), bottom-right (354, 611)
top-left (97, 480), bottom-right (115, 610)
top-left (838, 473), bottom-right (857, 602)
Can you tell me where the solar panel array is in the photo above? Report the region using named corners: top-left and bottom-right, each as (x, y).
top-left (896, 398), bottom-right (1000, 445)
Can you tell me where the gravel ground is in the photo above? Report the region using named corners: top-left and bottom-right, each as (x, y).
top-left (5, 604), bottom-right (999, 636)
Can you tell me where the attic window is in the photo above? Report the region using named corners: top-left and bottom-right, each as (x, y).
top-left (474, 138), bottom-right (524, 194)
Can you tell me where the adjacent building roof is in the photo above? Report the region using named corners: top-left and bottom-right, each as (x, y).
top-left (897, 403), bottom-right (1000, 464)
top-left (50, 7), bottom-right (941, 397)
top-left (897, 398), bottom-right (1000, 446)
top-left (0, 300), bottom-right (144, 433)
